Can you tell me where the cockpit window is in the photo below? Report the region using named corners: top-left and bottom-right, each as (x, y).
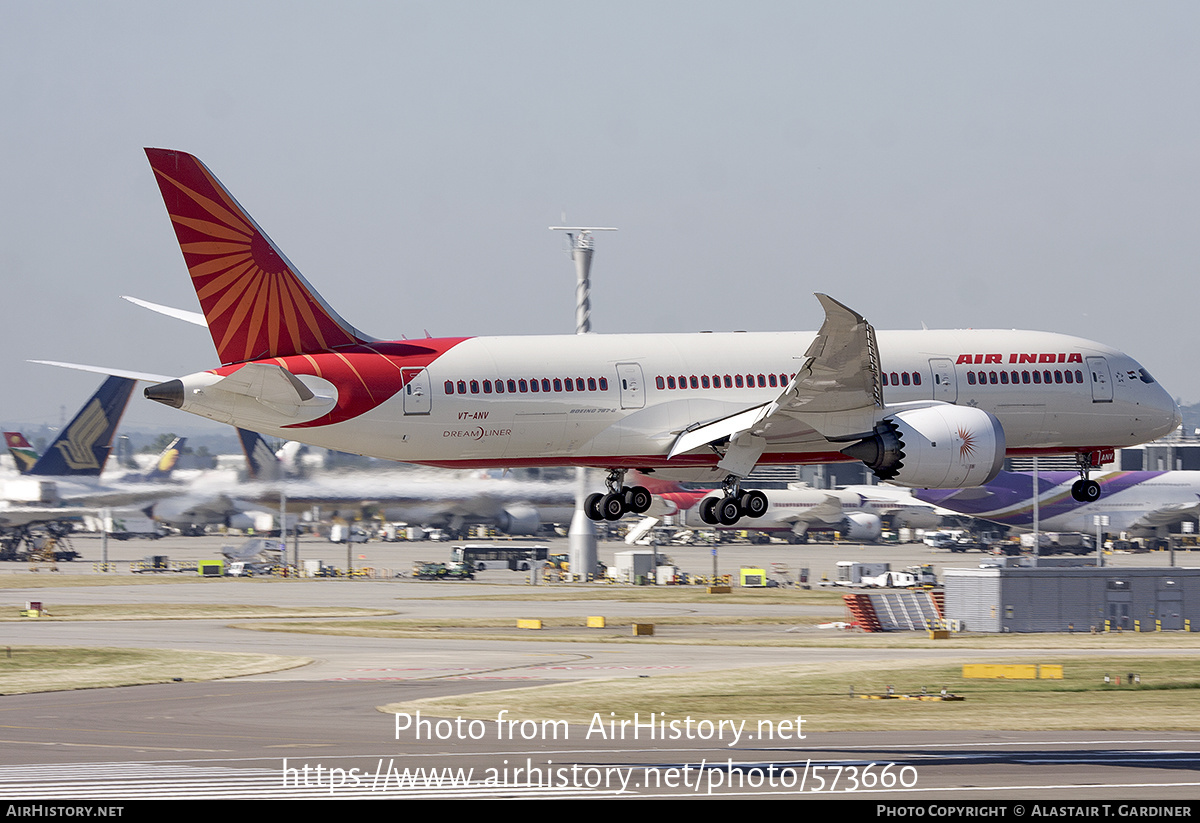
top-left (1139, 368), bottom-right (1155, 384)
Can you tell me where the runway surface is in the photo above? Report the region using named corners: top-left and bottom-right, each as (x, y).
top-left (1, 536), bottom-right (1198, 800)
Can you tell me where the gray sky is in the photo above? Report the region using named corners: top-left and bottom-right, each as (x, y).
top-left (2, 1), bottom-right (1197, 433)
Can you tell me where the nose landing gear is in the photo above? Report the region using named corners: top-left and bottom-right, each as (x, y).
top-left (1071, 452), bottom-right (1103, 503)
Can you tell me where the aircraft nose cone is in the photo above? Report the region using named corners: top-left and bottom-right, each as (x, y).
top-left (1155, 386), bottom-right (1183, 436)
top-left (144, 379), bottom-right (184, 409)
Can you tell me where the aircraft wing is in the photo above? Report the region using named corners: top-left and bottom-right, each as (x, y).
top-left (768, 494), bottom-right (845, 526)
top-left (768, 293), bottom-right (883, 416)
top-left (666, 294), bottom-right (882, 475)
top-left (0, 506), bottom-right (93, 529)
top-left (1132, 499), bottom-right (1200, 529)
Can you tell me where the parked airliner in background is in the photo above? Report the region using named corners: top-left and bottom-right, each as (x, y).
top-left (236, 429), bottom-right (573, 536)
top-left (144, 428), bottom-right (572, 537)
top-left (916, 470), bottom-right (1200, 538)
top-left (93, 149), bottom-right (1179, 528)
top-left (644, 480), bottom-right (940, 542)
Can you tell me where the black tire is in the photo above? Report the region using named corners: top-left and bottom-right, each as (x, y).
top-left (625, 485), bottom-right (652, 514)
top-left (740, 490), bottom-right (769, 518)
top-left (601, 493), bottom-right (625, 521)
top-left (717, 496), bottom-right (741, 526)
top-left (1081, 480), bottom-right (1102, 502)
top-left (699, 496), bottom-right (719, 525)
top-left (585, 492), bottom-right (605, 521)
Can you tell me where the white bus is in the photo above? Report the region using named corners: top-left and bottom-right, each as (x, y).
top-left (450, 544), bottom-right (550, 571)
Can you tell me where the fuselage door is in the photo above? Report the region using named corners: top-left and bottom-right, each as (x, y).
top-left (929, 357), bottom-right (957, 403)
top-left (1086, 356), bottom-right (1113, 403)
top-left (402, 368), bottom-right (432, 415)
top-left (616, 362), bottom-right (645, 410)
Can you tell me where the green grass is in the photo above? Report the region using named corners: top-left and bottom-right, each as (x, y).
top-left (0, 605), bottom-right (394, 621)
top-left (379, 656), bottom-right (1200, 732)
top-left (236, 615), bottom-right (1200, 649)
top-left (423, 586), bottom-right (848, 605)
top-left (0, 646), bottom-right (309, 694)
top-left (0, 574), bottom-right (212, 588)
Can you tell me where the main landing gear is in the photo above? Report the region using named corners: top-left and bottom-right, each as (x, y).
top-left (698, 476), bottom-right (769, 527)
top-left (584, 470), bottom-right (653, 521)
top-left (1071, 453), bottom-right (1102, 503)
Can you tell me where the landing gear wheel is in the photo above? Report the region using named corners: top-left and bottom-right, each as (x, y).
top-left (624, 485), bottom-right (652, 514)
top-left (585, 492), bottom-right (605, 521)
top-left (601, 493), bottom-right (626, 521)
top-left (1073, 479), bottom-right (1101, 502)
top-left (699, 496), bottom-right (719, 525)
top-left (739, 490), bottom-right (769, 518)
top-left (717, 496), bottom-right (742, 526)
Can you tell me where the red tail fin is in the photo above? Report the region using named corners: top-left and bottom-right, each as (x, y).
top-left (629, 470), bottom-right (687, 494)
top-left (145, 149), bottom-right (372, 365)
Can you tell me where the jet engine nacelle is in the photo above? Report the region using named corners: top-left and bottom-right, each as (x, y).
top-left (841, 405), bottom-right (1006, 489)
top-left (841, 512), bottom-right (883, 543)
top-left (227, 511), bottom-right (278, 532)
top-left (887, 506), bottom-right (941, 531)
top-left (497, 505), bottom-right (541, 536)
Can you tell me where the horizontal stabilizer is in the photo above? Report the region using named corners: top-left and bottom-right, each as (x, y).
top-left (30, 360), bottom-right (174, 384)
top-left (121, 296), bottom-right (207, 327)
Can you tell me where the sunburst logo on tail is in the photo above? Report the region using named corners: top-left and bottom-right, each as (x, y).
top-left (146, 149), bottom-right (362, 365)
top-left (958, 426), bottom-right (977, 461)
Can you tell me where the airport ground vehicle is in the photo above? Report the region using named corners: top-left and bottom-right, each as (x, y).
top-left (412, 561), bottom-right (474, 580)
top-left (449, 543), bottom-right (549, 571)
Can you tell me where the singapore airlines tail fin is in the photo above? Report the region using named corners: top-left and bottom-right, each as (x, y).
top-left (14, 376), bottom-right (136, 477)
top-left (144, 148), bottom-right (374, 365)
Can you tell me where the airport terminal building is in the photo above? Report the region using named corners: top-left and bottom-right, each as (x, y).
top-left (944, 566), bottom-right (1200, 632)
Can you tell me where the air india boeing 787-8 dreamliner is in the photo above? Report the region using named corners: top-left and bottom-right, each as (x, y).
top-left (130, 149), bottom-right (1179, 526)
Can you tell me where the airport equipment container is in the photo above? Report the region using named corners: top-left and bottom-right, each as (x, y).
top-left (944, 566), bottom-right (1200, 632)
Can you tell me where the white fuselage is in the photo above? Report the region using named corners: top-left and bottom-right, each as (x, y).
top-left (168, 327), bottom-right (1179, 480)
